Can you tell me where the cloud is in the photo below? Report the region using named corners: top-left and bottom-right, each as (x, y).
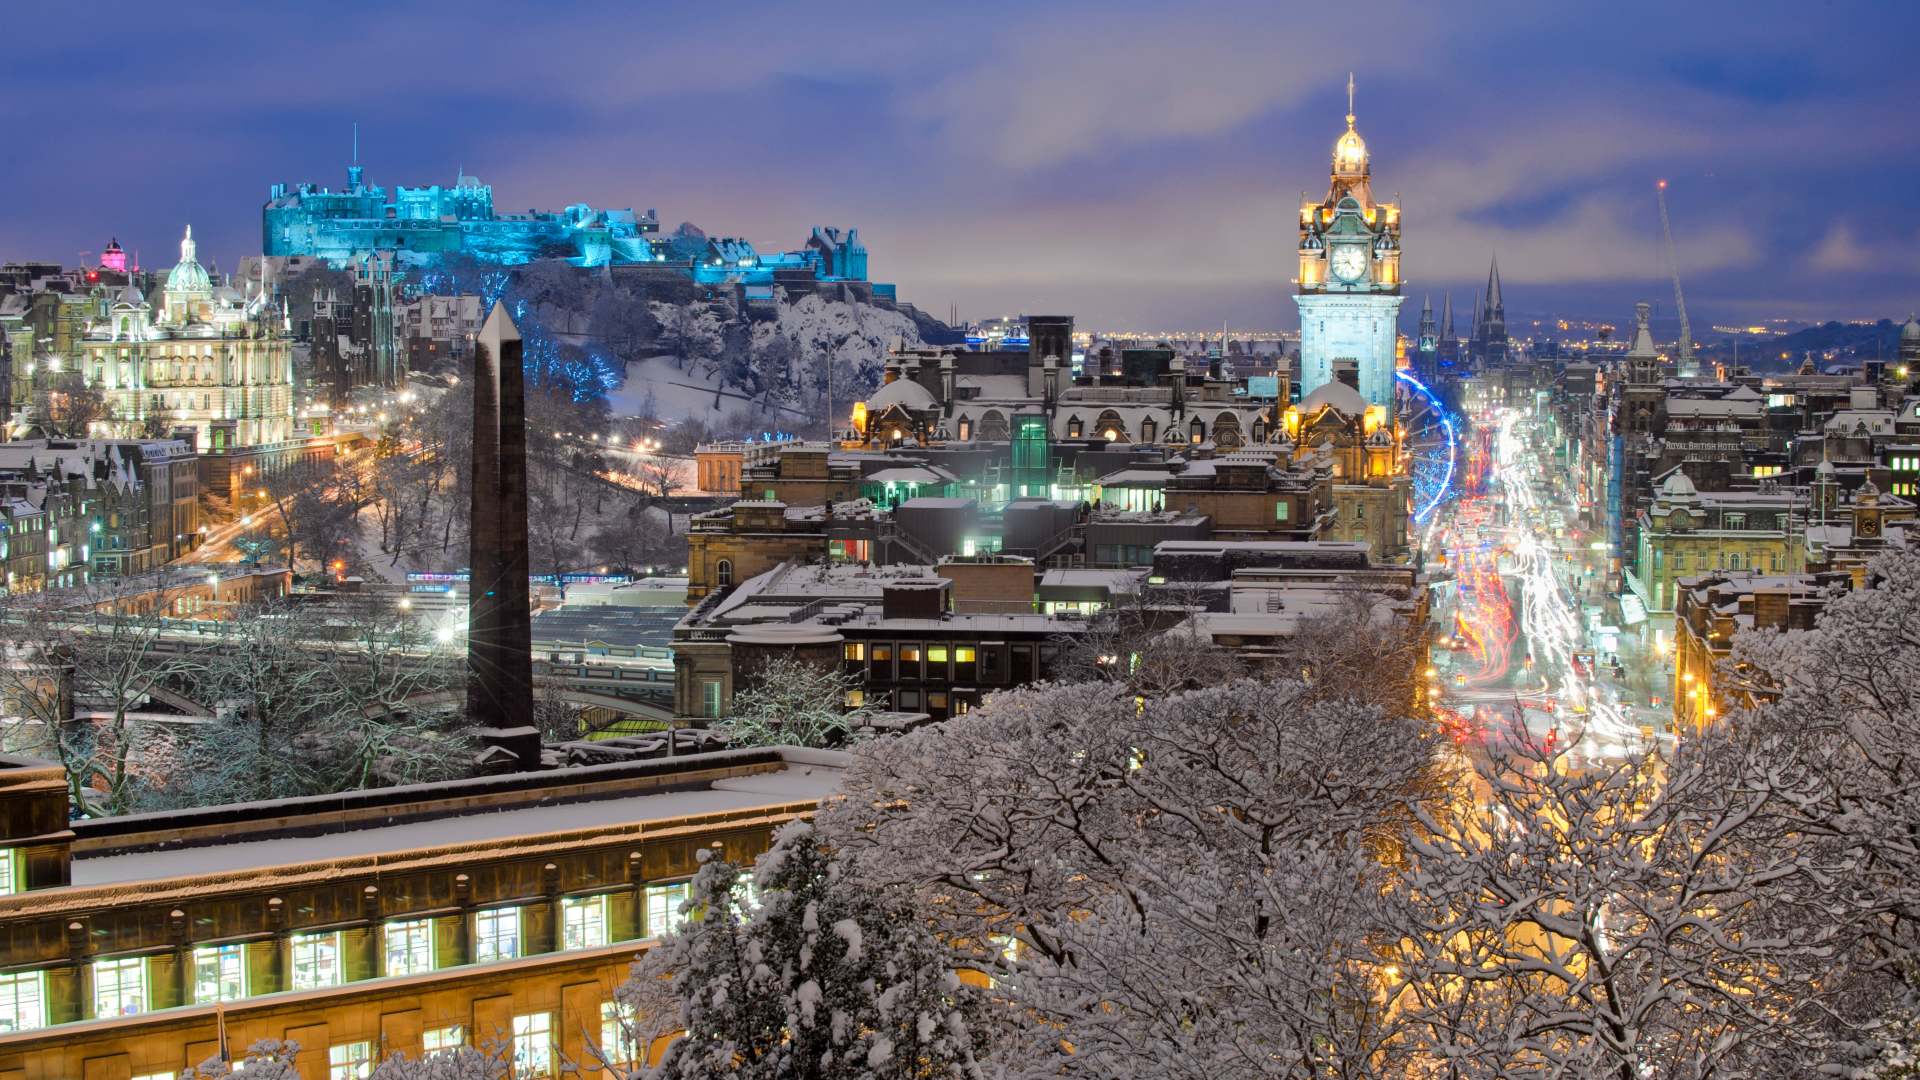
top-left (901, 2), bottom-right (1443, 171)
top-left (1807, 223), bottom-right (1870, 273)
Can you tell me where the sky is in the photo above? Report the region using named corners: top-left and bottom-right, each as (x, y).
top-left (3, 0), bottom-right (1917, 334)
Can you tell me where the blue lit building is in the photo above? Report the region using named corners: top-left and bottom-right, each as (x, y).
top-left (263, 162), bottom-right (880, 292)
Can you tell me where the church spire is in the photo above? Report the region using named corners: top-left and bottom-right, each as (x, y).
top-left (1486, 254), bottom-right (1504, 313)
top-left (1441, 292), bottom-right (1453, 339)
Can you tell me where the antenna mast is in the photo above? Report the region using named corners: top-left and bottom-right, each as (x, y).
top-left (1656, 180), bottom-right (1696, 377)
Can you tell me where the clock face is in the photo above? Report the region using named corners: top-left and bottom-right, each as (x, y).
top-left (1329, 245), bottom-right (1368, 284)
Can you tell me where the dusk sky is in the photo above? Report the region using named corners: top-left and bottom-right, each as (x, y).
top-left (4, 1), bottom-right (1917, 333)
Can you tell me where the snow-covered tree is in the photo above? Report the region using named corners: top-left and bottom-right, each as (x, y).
top-left (818, 677), bottom-right (1448, 1077)
top-left (1712, 545), bottom-right (1920, 1068)
top-left (616, 822), bottom-right (994, 1079)
top-left (181, 1039), bottom-right (302, 1078)
top-left (1399, 726), bottom-right (1845, 1079)
top-left (714, 655), bottom-right (868, 749)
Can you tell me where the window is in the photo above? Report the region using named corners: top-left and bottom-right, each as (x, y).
top-left (423, 1025), bottom-right (464, 1056)
top-left (645, 882), bottom-right (691, 938)
top-left (927, 646), bottom-right (949, 663)
top-left (956, 418), bottom-right (972, 441)
top-left (843, 642), bottom-right (865, 661)
top-left (601, 1001), bottom-right (638, 1067)
top-left (291, 931), bottom-right (343, 990)
top-left (870, 645), bottom-right (892, 663)
top-left (512, 1012), bottom-right (553, 1077)
top-left (714, 559), bottom-right (733, 588)
top-left (329, 1040), bottom-right (373, 1080)
top-left (93, 956), bottom-right (147, 1018)
top-left (1725, 513), bottom-right (1746, 530)
top-left (1066, 416), bottom-right (1083, 438)
top-left (385, 918), bottom-right (435, 976)
top-left (474, 908), bottom-right (522, 962)
top-left (734, 870), bottom-right (760, 913)
top-left (192, 943), bottom-right (246, 1003)
top-left (562, 894), bottom-right (609, 951)
top-left (700, 680), bottom-right (723, 719)
top-left (1275, 500), bottom-right (1290, 522)
top-left (0, 970), bottom-right (45, 1033)
top-left (0, 848), bottom-right (14, 895)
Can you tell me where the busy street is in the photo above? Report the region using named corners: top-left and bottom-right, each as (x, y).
top-left (1427, 404), bottom-right (1669, 763)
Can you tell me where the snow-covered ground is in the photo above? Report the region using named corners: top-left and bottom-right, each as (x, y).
top-left (608, 355), bottom-right (818, 424)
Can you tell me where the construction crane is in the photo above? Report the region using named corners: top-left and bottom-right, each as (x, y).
top-left (1656, 179), bottom-right (1697, 377)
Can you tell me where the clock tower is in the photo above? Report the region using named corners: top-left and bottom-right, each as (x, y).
top-left (1295, 77), bottom-right (1404, 408)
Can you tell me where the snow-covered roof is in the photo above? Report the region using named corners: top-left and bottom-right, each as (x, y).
top-left (71, 751), bottom-right (846, 887)
top-left (1300, 381), bottom-right (1369, 416)
top-left (869, 378), bottom-right (937, 411)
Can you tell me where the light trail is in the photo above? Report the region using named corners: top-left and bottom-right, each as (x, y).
top-left (1490, 410), bottom-right (1642, 758)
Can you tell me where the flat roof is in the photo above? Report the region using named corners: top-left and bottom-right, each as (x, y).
top-left (68, 751), bottom-right (846, 888)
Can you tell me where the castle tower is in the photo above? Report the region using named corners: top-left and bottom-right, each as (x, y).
top-left (1294, 76), bottom-right (1404, 409)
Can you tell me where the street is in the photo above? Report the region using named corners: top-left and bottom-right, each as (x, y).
top-left (1428, 406), bottom-right (1665, 763)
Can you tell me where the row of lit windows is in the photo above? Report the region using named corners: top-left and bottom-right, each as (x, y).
top-left (0, 884), bottom-right (690, 1034)
top-left (114, 1008), bottom-right (631, 1079)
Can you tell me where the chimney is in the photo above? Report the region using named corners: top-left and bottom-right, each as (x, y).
top-left (1170, 356), bottom-right (1187, 418)
top-left (1043, 356), bottom-right (1059, 411)
top-left (940, 356), bottom-right (955, 417)
top-left (1027, 315), bottom-right (1074, 377)
top-left (881, 579), bottom-right (950, 620)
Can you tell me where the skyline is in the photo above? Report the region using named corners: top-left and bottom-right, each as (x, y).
top-left (4, 1), bottom-right (1918, 330)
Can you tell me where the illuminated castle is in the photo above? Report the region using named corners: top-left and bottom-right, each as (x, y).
top-left (263, 160), bottom-right (884, 292)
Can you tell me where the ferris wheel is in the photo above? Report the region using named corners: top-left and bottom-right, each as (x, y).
top-left (1395, 369), bottom-right (1458, 525)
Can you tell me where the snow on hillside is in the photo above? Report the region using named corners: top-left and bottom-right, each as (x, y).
top-left (609, 294), bottom-right (923, 429)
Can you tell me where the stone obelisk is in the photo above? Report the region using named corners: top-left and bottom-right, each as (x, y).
top-left (467, 302), bottom-right (534, 729)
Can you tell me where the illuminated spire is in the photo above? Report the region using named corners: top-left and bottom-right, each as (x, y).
top-left (180, 224), bottom-right (196, 265)
top-left (1332, 74), bottom-right (1368, 177)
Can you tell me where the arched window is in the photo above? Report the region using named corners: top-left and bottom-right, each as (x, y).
top-left (1141, 417), bottom-right (1158, 443)
top-left (715, 559), bottom-right (733, 588)
top-left (1213, 413), bottom-right (1243, 449)
top-left (1066, 415), bottom-right (1084, 438)
top-left (957, 417), bottom-right (972, 441)
top-left (978, 410), bottom-right (1009, 441)
top-left (1189, 417), bottom-right (1205, 445)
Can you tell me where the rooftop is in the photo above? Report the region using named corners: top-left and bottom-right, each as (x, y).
top-left (60, 747), bottom-right (846, 890)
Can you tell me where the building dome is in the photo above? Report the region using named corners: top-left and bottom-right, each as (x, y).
top-left (164, 225), bottom-right (212, 296)
top-left (1902, 315), bottom-right (1920, 342)
top-left (869, 377), bottom-right (937, 412)
top-left (1660, 470), bottom-right (1698, 499)
top-left (1333, 121), bottom-right (1369, 177)
top-left (1300, 379), bottom-right (1369, 417)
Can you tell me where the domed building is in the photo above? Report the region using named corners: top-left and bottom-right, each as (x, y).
top-left (1282, 377), bottom-right (1410, 556)
top-left (73, 225), bottom-right (296, 452)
